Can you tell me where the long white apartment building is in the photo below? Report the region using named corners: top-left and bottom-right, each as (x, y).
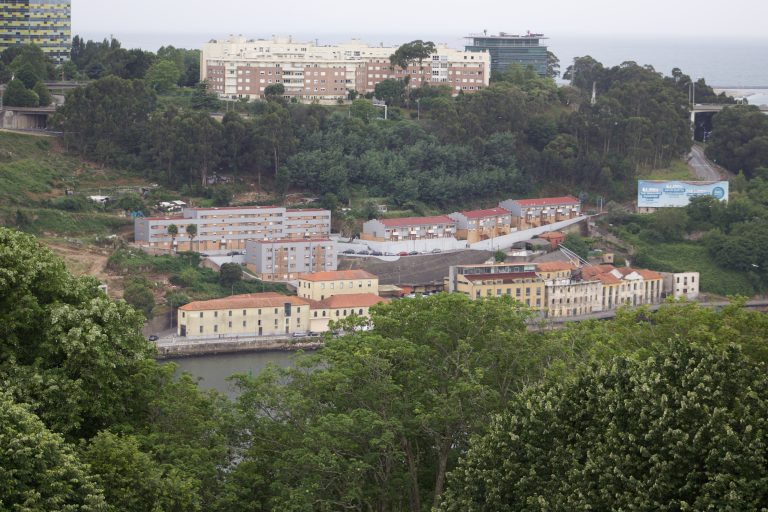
top-left (201, 35), bottom-right (490, 102)
top-left (134, 206), bottom-right (331, 252)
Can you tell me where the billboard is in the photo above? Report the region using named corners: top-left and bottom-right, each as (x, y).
top-left (637, 180), bottom-right (729, 208)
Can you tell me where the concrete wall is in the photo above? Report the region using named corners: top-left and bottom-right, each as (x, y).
top-left (469, 216), bottom-right (588, 251)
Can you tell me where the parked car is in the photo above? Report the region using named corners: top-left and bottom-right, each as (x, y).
top-left (147, 334), bottom-right (159, 341)
top-left (398, 251), bottom-right (409, 256)
top-left (226, 251), bottom-right (239, 256)
top-left (408, 250), bottom-right (418, 255)
top-left (431, 248), bottom-right (442, 253)
top-left (292, 332), bottom-right (308, 338)
top-left (342, 249), bottom-right (355, 254)
top-left (371, 251), bottom-right (383, 256)
top-left (357, 250), bottom-right (370, 255)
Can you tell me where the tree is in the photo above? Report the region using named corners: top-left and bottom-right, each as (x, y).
top-left (374, 78), bottom-right (407, 107)
top-left (546, 50), bottom-right (561, 79)
top-left (186, 223), bottom-right (198, 252)
top-left (145, 59), bottom-right (181, 93)
top-left (123, 277), bottom-right (155, 319)
top-left (493, 249), bottom-right (506, 263)
top-left (263, 82), bottom-right (285, 99)
top-left (390, 40), bottom-right (436, 70)
top-left (219, 262), bottom-right (243, 288)
top-left (350, 99), bottom-right (380, 122)
top-left (0, 228), bottom-right (157, 438)
top-left (167, 224), bottom-right (178, 251)
top-left (2, 78), bottom-right (39, 107)
top-left (0, 393), bottom-right (108, 511)
top-left (33, 80), bottom-right (53, 106)
top-left (441, 341), bottom-right (768, 511)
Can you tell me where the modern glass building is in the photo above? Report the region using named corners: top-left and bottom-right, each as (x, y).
top-left (465, 32), bottom-right (548, 77)
top-left (0, 0), bottom-right (71, 63)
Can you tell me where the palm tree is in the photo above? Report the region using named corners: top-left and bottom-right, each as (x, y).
top-left (185, 224), bottom-right (198, 253)
top-left (167, 224), bottom-right (178, 253)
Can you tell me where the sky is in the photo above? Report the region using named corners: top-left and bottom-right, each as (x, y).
top-left (73, 0), bottom-right (767, 42)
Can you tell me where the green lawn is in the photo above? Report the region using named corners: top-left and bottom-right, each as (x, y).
top-left (639, 159), bottom-right (694, 181)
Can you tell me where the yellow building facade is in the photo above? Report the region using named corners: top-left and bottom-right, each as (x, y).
top-left (453, 271), bottom-right (545, 309)
top-left (0, 1), bottom-right (71, 63)
top-left (297, 270), bottom-right (379, 301)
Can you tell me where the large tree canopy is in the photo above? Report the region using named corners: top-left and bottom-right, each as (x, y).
top-left (441, 341), bottom-right (768, 511)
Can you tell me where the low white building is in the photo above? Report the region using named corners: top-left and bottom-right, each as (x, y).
top-left (661, 272), bottom-right (700, 300)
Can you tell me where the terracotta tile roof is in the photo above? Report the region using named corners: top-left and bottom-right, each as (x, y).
top-left (595, 273), bottom-right (622, 285)
top-left (179, 293), bottom-right (309, 312)
top-left (377, 215), bottom-right (455, 228)
top-left (457, 207), bottom-right (510, 219)
top-left (635, 268), bottom-right (663, 280)
top-left (581, 265), bottom-right (618, 279)
top-left (536, 262), bottom-right (575, 272)
top-left (510, 196), bottom-right (580, 207)
top-left (538, 231), bottom-right (565, 240)
top-left (298, 270), bottom-right (377, 282)
top-left (464, 272), bottom-right (540, 283)
top-left (311, 293), bottom-right (388, 309)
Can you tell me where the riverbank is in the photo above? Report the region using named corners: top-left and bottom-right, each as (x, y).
top-left (156, 337), bottom-right (323, 359)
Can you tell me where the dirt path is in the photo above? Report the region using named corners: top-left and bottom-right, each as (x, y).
top-left (45, 242), bottom-right (124, 297)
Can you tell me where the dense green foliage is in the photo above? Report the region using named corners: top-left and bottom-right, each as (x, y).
top-left (441, 341), bottom-right (768, 511)
top-left (609, 177), bottom-right (768, 295)
top-left (706, 105), bottom-right (768, 179)
top-left (4, 228), bottom-right (768, 510)
top-left (52, 55), bottom-right (724, 208)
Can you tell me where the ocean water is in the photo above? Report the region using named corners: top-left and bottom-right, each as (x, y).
top-left (80, 31), bottom-right (768, 87)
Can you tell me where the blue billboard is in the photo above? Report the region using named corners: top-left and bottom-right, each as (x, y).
top-left (637, 180), bottom-right (729, 208)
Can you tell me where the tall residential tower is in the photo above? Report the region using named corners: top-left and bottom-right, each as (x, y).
top-left (0, 0), bottom-right (71, 63)
top-left (465, 31), bottom-right (548, 77)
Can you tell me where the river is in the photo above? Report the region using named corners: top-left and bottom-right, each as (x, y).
top-left (165, 350), bottom-right (299, 398)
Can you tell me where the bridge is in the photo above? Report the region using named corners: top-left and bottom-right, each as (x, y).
top-left (0, 106), bottom-right (56, 130)
top-left (691, 103), bottom-right (768, 123)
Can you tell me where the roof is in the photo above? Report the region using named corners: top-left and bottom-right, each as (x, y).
top-left (635, 268), bottom-right (663, 280)
top-left (179, 293), bottom-right (309, 312)
top-left (377, 215), bottom-right (455, 228)
top-left (287, 208), bottom-right (328, 213)
top-left (509, 196), bottom-right (580, 207)
top-left (311, 293), bottom-right (388, 309)
top-left (537, 231), bottom-right (565, 240)
top-left (594, 273), bottom-right (622, 285)
top-left (298, 270), bottom-right (377, 282)
top-left (581, 264), bottom-right (618, 279)
top-left (190, 206), bottom-right (281, 211)
top-left (536, 262), bottom-right (575, 272)
top-left (464, 272), bottom-right (539, 283)
top-left (457, 207), bottom-right (510, 219)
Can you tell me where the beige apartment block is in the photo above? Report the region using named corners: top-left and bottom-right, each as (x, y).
top-left (200, 35), bottom-right (490, 102)
top-left (245, 239), bottom-right (336, 281)
top-left (177, 293), bottom-right (311, 337)
top-left (134, 206), bottom-right (330, 252)
top-left (448, 207), bottom-right (514, 243)
top-left (362, 216), bottom-right (457, 242)
top-left (500, 196), bottom-right (581, 230)
top-left (297, 270), bottom-right (379, 301)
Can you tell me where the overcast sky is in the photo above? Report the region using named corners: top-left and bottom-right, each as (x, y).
top-left (73, 0), bottom-right (766, 42)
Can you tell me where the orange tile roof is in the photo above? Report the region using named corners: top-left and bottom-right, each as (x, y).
top-left (311, 293), bottom-right (388, 309)
top-left (298, 270), bottom-right (377, 282)
top-left (581, 264), bottom-right (618, 279)
top-left (538, 231), bottom-right (565, 240)
top-left (595, 273), bottom-right (622, 285)
top-left (635, 268), bottom-right (663, 280)
top-left (179, 293), bottom-right (309, 312)
top-left (536, 262), bottom-right (575, 272)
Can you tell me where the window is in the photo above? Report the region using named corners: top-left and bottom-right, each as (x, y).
top-left (228, 321), bottom-right (232, 328)
top-left (228, 310), bottom-right (232, 317)
top-left (214, 325), bottom-right (218, 333)
top-left (200, 312), bottom-right (204, 318)
top-left (214, 311), bottom-right (218, 318)
top-left (243, 321), bottom-right (247, 327)
top-left (359, 309), bottom-right (364, 315)
top-left (199, 326), bottom-right (204, 333)
top-left (243, 310), bottom-right (246, 315)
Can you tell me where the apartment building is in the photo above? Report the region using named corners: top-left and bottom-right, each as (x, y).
top-left (446, 263), bottom-right (537, 292)
top-left (134, 206), bottom-right (331, 252)
top-left (661, 272), bottom-right (700, 300)
top-left (1, 0), bottom-right (71, 63)
top-left (297, 270), bottom-right (379, 301)
top-left (245, 239), bottom-right (336, 281)
top-left (177, 292), bottom-right (310, 337)
top-left (448, 207), bottom-right (514, 243)
top-left (200, 35), bottom-right (490, 102)
top-left (500, 196), bottom-right (581, 230)
top-left (454, 271), bottom-right (544, 308)
top-left (362, 216), bottom-right (457, 242)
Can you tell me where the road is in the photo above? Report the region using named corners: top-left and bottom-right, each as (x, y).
top-left (687, 145), bottom-right (729, 181)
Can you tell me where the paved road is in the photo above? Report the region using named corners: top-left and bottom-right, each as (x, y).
top-left (687, 145), bottom-right (729, 181)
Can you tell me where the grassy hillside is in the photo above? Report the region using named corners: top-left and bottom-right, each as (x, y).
top-left (0, 132), bottom-right (144, 238)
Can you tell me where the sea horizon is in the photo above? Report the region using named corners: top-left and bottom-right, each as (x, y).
top-left (76, 31), bottom-right (768, 88)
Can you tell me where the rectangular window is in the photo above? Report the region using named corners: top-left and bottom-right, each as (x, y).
top-left (199, 326), bottom-right (204, 333)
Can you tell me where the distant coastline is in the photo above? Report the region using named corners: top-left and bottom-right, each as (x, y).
top-left (76, 31), bottom-right (768, 87)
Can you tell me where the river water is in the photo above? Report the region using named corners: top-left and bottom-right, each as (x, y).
top-left (165, 351), bottom-right (299, 398)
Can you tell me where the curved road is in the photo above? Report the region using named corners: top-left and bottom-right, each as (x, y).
top-left (687, 145), bottom-right (730, 181)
